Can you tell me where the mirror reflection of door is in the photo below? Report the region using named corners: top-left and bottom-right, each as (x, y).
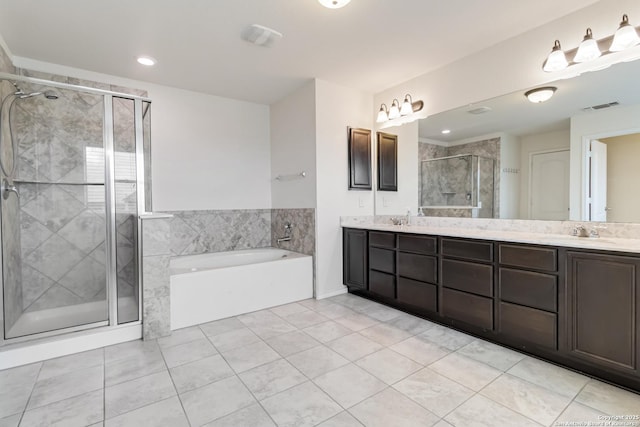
top-left (530, 150), bottom-right (570, 220)
top-left (589, 139), bottom-right (607, 222)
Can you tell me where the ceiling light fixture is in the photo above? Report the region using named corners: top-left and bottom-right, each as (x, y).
top-left (441, 129), bottom-right (451, 135)
top-left (524, 86), bottom-right (557, 103)
top-left (376, 94), bottom-right (424, 124)
top-left (318, 0), bottom-right (351, 9)
top-left (136, 56), bottom-right (157, 66)
top-left (543, 14), bottom-right (640, 73)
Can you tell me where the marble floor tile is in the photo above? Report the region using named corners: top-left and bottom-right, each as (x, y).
top-left (104, 339), bottom-right (160, 364)
top-left (429, 352), bottom-right (501, 391)
top-left (270, 302), bottom-right (309, 317)
top-left (349, 388), bottom-right (440, 427)
top-left (364, 305), bottom-right (403, 322)
top-left (239, 359), bottom-right (307, 400)
top-left (554, 401), bottom-right (608, 425)
top-left (444, 394), bottom-right (541, 427)
top-left (105, 348), bottom-right (166, 387)
top-left (313, 364), bottom-right (387, 408)
top-left (283, 311), bottom-right (329, 329)
top-left (384, 314), bottom-right (436, 335)
top-left (317, 411), bottom-right (363, 427)
top-left (419, 325), bottom-right (475, 351)
top-left (333, 313), bottom-right (379, 331)
top-left (0, 363), bottom-right (41, 419)
top-left (203, 403), bottom-right (276, 427)
top-left (261, 381), bottom-right (342, 427)
top-left (456, 339), bottom-right (525, 371)
top-left (222, 341), bottom-right (281, 373)
top-left (355, 349), bottom-right (423, 385)
top-left (238, 310), bottom-right (285, 328)
top-left (157, 326), bottom-right (205, 349)
top-left (433, 421), bottom-right (454, 427)
top-left (303, 321), bottom-right (352, 343)
top-left (180, 376), bottom-right (256, 426)
top-left (20, 389), bottom-right (103, 427)
top-left (390, 336), bottom-right (450, 365)
top-left (507, 357), bottom-right (589, 398)
top-left (480, 374), bottom-right (572, 425)
top-left (359, 323), bottom-right (412, 347)
top-left (105, 371), bottom-right (176, 419)
top-left (169, 354), bottom-right (234, 394)
top-left (207, 327), bottom-right (261, 352)
top-left (241, 313), bottom-right (298, 339)
top-left (575, 380), bottom-right (640, 415)
top-left (28, 365), bottom-right (103, 410)
top-left (37, 348), bottom-right (103, 381)
top-left (0, 414), bottom-right (20, 427)
top-left (310, 302), bottom-right (356, 320)
top-left (265, 330), bottom-right (321, 357)
top-left (160, 337), bottom-right (217, 368)
top-left (104, 396), bottom-right (189, 427)
top-left (287, 345), bottom-right (349, 378)
top-left (199, 317), bottom-right (246, 338)
top-left (393, 368), bottom-right (474, 417)
top-left (326, 333), bottom-right (384, 361)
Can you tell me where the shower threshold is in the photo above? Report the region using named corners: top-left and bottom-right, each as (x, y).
top-left (5, 296), bottom-right (138, 340)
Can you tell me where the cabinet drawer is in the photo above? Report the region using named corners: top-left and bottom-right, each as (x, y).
top-left (369, 270), bottom-right (395, 299)
top-left (499, 302), bottom-right (557, 349)
top-left (442, 238), bottom-right (493, 262)
top-left (442, 259), bottom-right (493, 297)
top-left (369, 231), bottom-right (396, 248)
top-left (499, 268), bottom-right (557, 312)
top-left (398, 235), bottom-right (436, 254)
top-left (369, 247), bottom-right (395, 274)
top-left (442, 288), bottom-right (493, 330)
top-left (397, 277), bottom-right (437, 312)
top-left (398, 252), bottom-right (437, 283)
top-left (499, 244), bottom-right (557, 272)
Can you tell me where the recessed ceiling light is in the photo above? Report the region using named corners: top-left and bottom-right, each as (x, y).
top-left (318, 0), bottom-right (351, 9)
top-left (441, 129), bottom-right (451, 134)
top-left (136, 56), bottom-right (157, 66)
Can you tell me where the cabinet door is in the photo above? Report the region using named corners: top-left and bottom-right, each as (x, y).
top-left (567, 252), bottom-right (640, 374)
top-left (377, 132), bottom-right (397, 191)
top-left (348, 128), bottom-right (372, 190)
top-left (343, 228), bottom-right (368, 290)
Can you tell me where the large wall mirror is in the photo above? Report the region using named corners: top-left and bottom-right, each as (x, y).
top-left (376, 59), bottom-right (640, 223)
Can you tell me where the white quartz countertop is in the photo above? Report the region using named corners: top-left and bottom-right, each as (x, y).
top-left (342, 222), bottom-right (640, 254)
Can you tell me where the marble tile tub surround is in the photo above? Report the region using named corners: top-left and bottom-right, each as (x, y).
top-left (1, 293), bottom-right (638, 426)
top-left (271, 208), bottom-right (315, 256)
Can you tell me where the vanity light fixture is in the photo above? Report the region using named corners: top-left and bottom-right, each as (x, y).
top-left (376, 94), bottom-right (424, 123)
top-left (441, 129), bottom-right (451, 134)
top-left (136, 56), bottom-right (157, 66)
top-left (543, 14), bottom-right (640, 72)
top-left (318, 0), bottom-right (351, 9)
top-left (524, 86), bottom-right (557, 103)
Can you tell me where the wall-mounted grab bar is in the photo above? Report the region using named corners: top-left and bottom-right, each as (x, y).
top-left (275, 171), bottom-right (306, 181)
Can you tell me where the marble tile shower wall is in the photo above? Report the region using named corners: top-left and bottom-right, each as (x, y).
top-left (271, 209), bottom-right (315, 256)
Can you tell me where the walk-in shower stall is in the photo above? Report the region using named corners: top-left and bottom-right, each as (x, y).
top-left (0, 73), bottom-right (151, 344)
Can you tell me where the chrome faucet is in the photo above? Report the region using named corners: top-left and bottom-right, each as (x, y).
top-left (2, 178), bottom-right (19, 200)
top-left (276, 222), bottom-right (293, 245)
top-left (571, 225), bottom-right (589, 237)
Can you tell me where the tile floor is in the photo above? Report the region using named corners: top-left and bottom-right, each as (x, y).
top-left (1, 293), bottom-right (639, 427)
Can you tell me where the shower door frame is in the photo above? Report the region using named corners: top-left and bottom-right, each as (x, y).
top-left (0, 72), bottom-right (150, 344)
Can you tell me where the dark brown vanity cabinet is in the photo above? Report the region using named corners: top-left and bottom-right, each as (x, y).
top-left (368, 232), bottom-right (396, 299)
top-left (497, 244), bottom-right (560, 350)
top-left (397, 235), bottom-right (438, 312)
top-left (567, 251), bottom-right (640, 377)
top-left (342, 228), bottom-right (368, 290)
top-left (441, 238), bottom-right (494, 330)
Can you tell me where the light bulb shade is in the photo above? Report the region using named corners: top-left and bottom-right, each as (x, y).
top-left (543, 40), bottom-right (568, 72)
top-left (318, 0), bottom-right (351, 8)
top-left (400, 94), bottom-right (413, 115)
top-left (524, 86), bottom-right (557, 103)
top-left (610, 15), bottom-right (640, 52)
top-left (388, 99), bottom-right (401, 119)
top-left (376, 104), bottom-right (389, 123)
top-left (574, 28), bottom-right (601, 62)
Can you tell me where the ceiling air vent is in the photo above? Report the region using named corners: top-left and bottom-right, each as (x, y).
top-left (582, 101), bottom-right (620, 111)
top-left (241, 24), bottom-right (283, 47)
top-left (467, 106), bottom-right (492, 115)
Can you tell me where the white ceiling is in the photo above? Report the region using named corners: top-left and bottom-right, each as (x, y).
top-left (0, 0), bottom-right (597, 105)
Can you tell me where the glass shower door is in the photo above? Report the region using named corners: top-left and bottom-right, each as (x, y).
top-left (1, 82), bottom-right (109, 339)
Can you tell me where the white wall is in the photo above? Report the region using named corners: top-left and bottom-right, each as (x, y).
top-left (519, 129), bottom-right (570, 218)
top-left (374, 121), bottom-right (419, 215)
top-left (569, 104), bottom-right (640, 220)
top-left (270, 81), bottom-right (317, 209)
top-left (315, 79), bottom-right (373, 298)
top-left (12, 57), bottom-right (272, 212)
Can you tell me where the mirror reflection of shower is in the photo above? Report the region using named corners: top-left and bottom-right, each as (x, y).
top-left (420, 154), bottom-right (495, 218)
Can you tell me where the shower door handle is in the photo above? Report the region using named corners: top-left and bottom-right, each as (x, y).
top-left (2, 178), bottom-right (19, 200)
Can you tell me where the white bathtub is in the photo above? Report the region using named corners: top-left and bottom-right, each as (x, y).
top-left (170, 248), bottom-right (313, 329)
